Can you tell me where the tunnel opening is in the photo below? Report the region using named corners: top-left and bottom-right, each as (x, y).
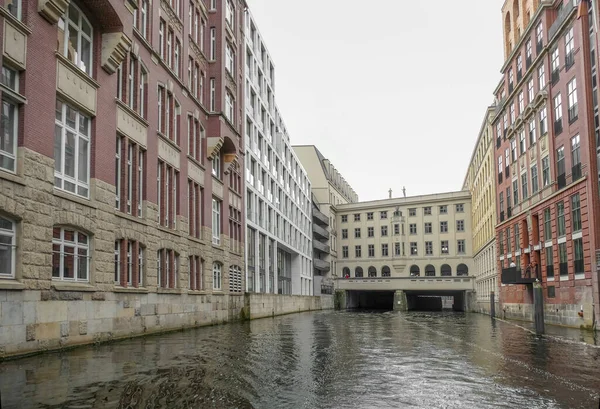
top-left (346, 291), bottom-right (395, 311)
top-left (405, 291), bottom-right (467, 312)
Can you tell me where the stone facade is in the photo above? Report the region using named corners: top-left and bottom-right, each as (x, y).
top-left (243, 293), bottom-right (334, 320)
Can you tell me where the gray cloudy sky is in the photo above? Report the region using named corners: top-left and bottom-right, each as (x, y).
top-left (246, 0), bottom-right (505, 201)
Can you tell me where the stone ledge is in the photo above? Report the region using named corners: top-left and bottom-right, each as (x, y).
top-left (0, 280), bottom-right (26, 290)
top-left (187, 291), bottom-right (208, 296)
top-left (113, 286), bottom-right (149, 294)
top-left (53, 188), bottom-right (97, 209)
top-left (156, 288), bottom-right (183, 295)
top-left (51, 282), bottom-right (97, 292)
top-left (0, 170), bottom-right (26, 186)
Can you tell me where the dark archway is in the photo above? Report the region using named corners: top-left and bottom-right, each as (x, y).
top-left (342, 267), bottom-right (350, 277)
top-left (425, 264), bottom-right (435, 277)
top-left (381, 266), bottom-right (391, 277)
top-left (410, 265), bottom-right (420, 277)
top-left (355, 266), bottom-right (363, 278)
top-left (457, 263), bottom-right (469, 276)
top-left (441, 264), bottom-right (452, 276)
top-left (368, 266), bottom-right (377, 277)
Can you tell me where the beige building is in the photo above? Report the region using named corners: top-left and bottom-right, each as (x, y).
top-left (335, 191), bottom-right (473, 279)
top-left (463, 106), bottom-right (499, 314)
top-left (293, 145), bottom-right (358, 294)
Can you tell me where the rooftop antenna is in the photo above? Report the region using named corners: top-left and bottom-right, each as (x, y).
top-left (402, 186), bottom-right (406, 198)
top-left (388, 188), bottom-right (392, 199)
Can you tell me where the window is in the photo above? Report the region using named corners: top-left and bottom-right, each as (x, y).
top-left (521, 172), bottom-right (528, 198)
top-left (531, 165), bottom-right (539, 194)
top-left (394, 242), bottom-right (401, 256)
top-left (571, 134), bottom-right (580, 178)
top-left (381, 226), bottom-right (388, 237)
top-left (498, 155), bottom-right (503, 178)
top-left (159, 19), bottom-right (165, 58)
top-left (511, 139), bottom-right (517, 162)
top-left (424, 207), bottom-right (431, 215)
top-left (559, 242), bottom-right (568, 276)
top-left (354, 213), bottom-right (361, 222)
top-left (539, 107), bottom-right (547, 135)
top-left (526, 40), bottom-right (532, 62)
top-left (514, 223), bottom-right (520, 251)
top-left (439, 205), bottom-right (447, 214)
top-left (538, 63), bottom-right (546, 89)
top-left (57, 3), bottom-right (92, 74)
top-left (510, 103), bottom-right (515, 123)
top-left (354, 228), bottom-right (361, 238)
top-left (210, 27), bottom-right (216, 60)
top-left (499, 192), bottom-right (504, 217)
top-left (225, 0), bottom-right (234, 28)
top-left (536, 22), bottom-right (543, 48)
top-left (518, 91), bottom-right (524, 113)
top-left (543, 208), bottom-right (552, 241)
top-left (565, 28), bottom-right (574, 69)
top-left (342, 229), bottom-right (348, 239)
top-left (441, 240), bottom-right (449, 254)
top-left (409, 223), bottom-right (417, 234)
top-left (367, 212), bottom-right (373, 220)
top-left (424, 222), bottom-right (432, 234)
top-left (212, 262), bottom-right (222, 290)
top-left (557, 202), bottom-right (566, 237)
top-left (225, 91), bottom-right (234, 122)
top-left (210, 78), bottom-right (216, 112)
top-left (529, 119), bottom-right (536, 146)
top-left (1, 91), bottom-right (18, 173)
top-left (542, 156), bottom-right (550, 187)
top-left (188, 115), bottom-right (203, 161)
top-left (571, 194), bottom-right (581, 232)
top-left (355, 245), bottom-right (362, 258)
top-left (513, 179), bottom-right (519, 206)
top-left (54, 101), bottom-right (91, 197)
top-left (188, 180), bottom-right (202, 238)
top-left (394, 223), bottom-right (400, 235)
top-left (551, 48), bottom-right (559, 79)
top-left (0, 217), bottom-right (16, 278)
top-left (158, 85), bottom-right (178, 142)
top-left (6, 0), bottom-right (21, 19)
top-left (455, 203), bottom-right (464, 212)
top-left (225, 43), bottom-right (235, 75)
top-left (499, 231), bottom-right (504, 254)
top-left (506, 227), bottom-right (511, 253)
top-left (556, 146), bottom-right (565, 177)
top-left (554, 93), bottom-right (563, 130)
top-left (457, 240), bottom-right (466, 254)
top-left (368, 244), bottom-right (374, 258)
top-left (517, 55), bottom-right (522, 75)
top-left (210, 0), bottom-right (216, 10)
top-left (174, 39), bottom-right (181, 76)
top-left (409, 208), bottom-right (416, 217)
top-left (410, 242), bottom-right (418, 255)
top-left (440, 221), bottom-right (448, 233)
top-left (567, 78), bottom-right (578, 122)
top-left (167, 28), bottom-right (173, 68)
top-left (135, 0), bottom-right (149, 39)
top-left (456, 220), bottom-right (464, 232)
top-left (380, 211), bottom-right (388, 219)
top-left (157, 161), bottom-right (178, 229)
top-left (367, 227), bottom-right (374, 237)
top-left (212, 198), bottom-right (221, 245)
top-left (527, 79), bottom-right (534, 104)
top-left (52, 227), bottom-right (89, 282)
top-left (115, 136), bottom-right (145, 216)
top-left (114, 240), bottom-right (144, 287)
top-left (573, 238), bottom-right (584, 274)
top-left (342, 245), bottom-right (348, 258)
top-left (212, 151), bottom-right (221, 179)
top-left (519, 130), bottom-right (526, 155)
top-left (341, 215), bottom-right (348, 223)
top-left (545, 246), bottom-right (554, 279)
top-left (381, 244), bottom-right (389, 257)
top-left (425, 241), bottom-right (433, 255)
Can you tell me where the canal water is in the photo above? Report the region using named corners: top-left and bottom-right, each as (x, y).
top-left (1, 311), bottom-right (599, 408)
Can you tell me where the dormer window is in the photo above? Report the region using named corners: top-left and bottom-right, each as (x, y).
top-left (57, 3), bottom-right (93, 75)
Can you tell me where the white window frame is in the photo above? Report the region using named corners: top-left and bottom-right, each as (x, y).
top-left (52, 227), bottom-right (89, 282)
top-left (115, 136), bottom-right (121, 209)
top-left (0, 216), bottom-right (16, 278)
top-left (213, 262), bottom-right (221, 290)
top-left (210, 27), bottom-right (216, 61)
top-left (137, 148), bottom-right (144, 217)
top-left (212, 198), bottom-right (221, 245)
top-left (140, 0), bottom-right (148, 39)
top-left (6, 0), bottom-right (21, 20)
top-left (554, 93), bottom-right (562, 121)
top-left (1, 96), bottom-right (18, 173)
top-left (210, 78), bottom-right (216, 111)
top-left (567, 78), bottom-right (578, 111)
top-left (538, 63), bottom-right (546, 89)
top-left (58, 3), bottom-right (93, 75)
top-left (225, 91), bottom-right (234, 122)
top-left (527, 79), bottom-right (534, 103)
top-left (539, 106), bottom-right (548, 134)
top-left (159, 20), bottom-right (165, 59)
top-left (54, 101), bottom-right (91, 198)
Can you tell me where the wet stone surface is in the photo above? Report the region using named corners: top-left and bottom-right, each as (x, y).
top-left (0, 311), bottom-right (599, 408)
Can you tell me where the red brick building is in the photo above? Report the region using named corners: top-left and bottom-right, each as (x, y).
top-left (0, 0), bottom-right (246, 355)
top-left (493, 0), bottom-right (600, 329)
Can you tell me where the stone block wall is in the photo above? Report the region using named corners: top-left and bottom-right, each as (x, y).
top-left (244, 294), bottom-right (333, 320)
top-left (501, 301), bottom-right (594, 329)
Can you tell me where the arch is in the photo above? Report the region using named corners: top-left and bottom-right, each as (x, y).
top-left (441, 264), bottom-right (452, 276)
top-left (504, 11), bottom-right (512, 56)
top-left (342, 267), bottom-right (350, 277)
top-left (409, 265), bottom-right (420, 277)
top-left (355, 266), bottom-right (363, 278)
top-left (368, 266), bottom-right (377, 277)
top-left (457, 263), bottom-right (469, 276)
top-left (381, 266), bottom-right (391, 277)
top-left (425, 264), bottom-right (435, 277)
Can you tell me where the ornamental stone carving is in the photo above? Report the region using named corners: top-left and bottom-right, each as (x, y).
top-left (101, 32), bottom-right (132, 75)
top-left (206, 136), bottom-right (224, 160)
top-left (38, 0), bottom-right (69, 24)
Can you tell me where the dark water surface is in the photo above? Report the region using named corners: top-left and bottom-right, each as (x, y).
top-left (1, 311), bottom-right (600, 408)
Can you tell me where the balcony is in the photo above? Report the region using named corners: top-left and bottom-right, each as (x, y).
top-left (568, 105), bottom-right (578, 124)
top-left (557, 173), bottom-right (566, 189)
top-left (312, 207), bottom-right (329, 226)
top-left (572, 163), bottom-right (582, 181)
top-left (313, 258), bottom-right (330, 273)
top-left (501, 267), bottom-right (536, 285)
top-left (548, 2), bottom-right (577, 41)
top-left (565, 51), bottom-right (575, 71)
top-left (313, 223), bottom-right (330, 239)
top-left (313, 240), bottom-right (330, 254)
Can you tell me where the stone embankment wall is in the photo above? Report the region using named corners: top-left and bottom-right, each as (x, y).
top-left (501, 301), bottom-right (595, 329)
top-left (0, 291), bottom-right (333, 359)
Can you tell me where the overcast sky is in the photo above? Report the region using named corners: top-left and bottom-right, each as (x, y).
top-left (246, 0), bottom-right (506, 202)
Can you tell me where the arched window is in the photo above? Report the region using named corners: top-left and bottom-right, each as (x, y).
top-left (410, 265), bottom-right (420, 277)
top-left (0, 216), bottom-right (16, 278)
top-left (504, 12), bottom-right (512, 55)
top-left (355, 266), bottom-right (363, 278)
top-left (425, 264), bottom-right (435, 277)
top-left (342, 267), bottom-right (350, 277)
top-left (368, 266), bottom-right (377, 277)
top-left (381, 266), bottom-right (391, 277)
top-left (213, 262), bottom-right (222, 289)
top-left (58, 3), bottom-right (93, 75)
top-left (229, 264), bottom-right (242, 292)
top-left (52, 227), bottom-right (89, 282)
top-left (457, 263), bottom-right (469, 276)
top-left (441, 264), bottom-right (452, 276)
top-left (157, 248), bottom-right (179, 288)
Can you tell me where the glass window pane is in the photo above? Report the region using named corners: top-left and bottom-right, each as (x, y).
top-left (78, 138), bottom-right (88, 183)
top-left (65, 131), bottom-right (76, 177)
top-left (54, 125), bottom-right (62, 173)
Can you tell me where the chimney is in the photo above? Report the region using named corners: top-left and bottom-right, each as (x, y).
top-left (388, 188), bottom-right (392, 199)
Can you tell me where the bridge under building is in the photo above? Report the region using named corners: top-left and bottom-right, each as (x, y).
top-left (335, 276), bottom-right (476, 312)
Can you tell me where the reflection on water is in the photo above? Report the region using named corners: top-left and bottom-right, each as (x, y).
top-left (1, 311), bottom-right (599, 408)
